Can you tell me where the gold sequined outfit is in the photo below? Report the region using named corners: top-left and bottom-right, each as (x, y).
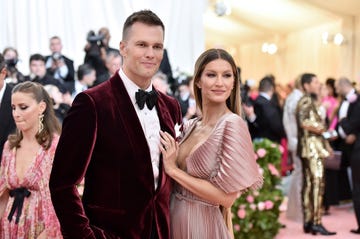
top-left (296, 94), bottom-right (330, 225)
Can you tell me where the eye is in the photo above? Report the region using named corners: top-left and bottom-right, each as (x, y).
top-left (206, 73), bottom-right (216, 78)
top-left (137, 43), bottom-right (146, 47)
top-left (154, 45), bottom-right (163, 50)
top-left (20, 105), bottom-right (28, 110)
top-left (224, 73), bottom-right (233, 78)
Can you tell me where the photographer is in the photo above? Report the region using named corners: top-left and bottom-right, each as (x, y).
top-left (2, 47), bottom-right (25, 86)
top-left (45, 36), bottom-right (75, 83)
top-left (84, 27), bottom-right (119, 79)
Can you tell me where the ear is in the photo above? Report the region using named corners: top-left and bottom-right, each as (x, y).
top-left (196, 81), bottom-right (202, 89)
top-left (119, 41), bottom-right (126, 58)
top-left (38, 101), bottom-right (47, 115)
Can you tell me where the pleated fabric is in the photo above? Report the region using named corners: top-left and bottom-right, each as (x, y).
top-left (171, 113), bottom-right (263, 239)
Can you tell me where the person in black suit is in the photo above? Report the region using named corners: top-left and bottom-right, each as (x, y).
top-left (0, 53), bottom-right (16, 161)
top-left (336, 77), bottom-right (360, 234)
top-left (45, 36), bottom-right (75, 83)
top-left (244, 76), bottom-right (285, 143)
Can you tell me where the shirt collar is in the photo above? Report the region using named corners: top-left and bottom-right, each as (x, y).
top-left (259, 92), bottom-right (271, 101)
top-left (0, 81), bottom-right (7, 103)
top-left (346, 88), bottom-right (356, 100)
top-left (119, 68), bottom-right (153, 106)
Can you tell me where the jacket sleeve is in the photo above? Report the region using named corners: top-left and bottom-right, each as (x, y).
top-left (49, 93), bottom-right (98, 239)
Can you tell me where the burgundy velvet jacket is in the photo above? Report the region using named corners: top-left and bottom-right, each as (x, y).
top-left (49, 73), bottom-right (182, 239)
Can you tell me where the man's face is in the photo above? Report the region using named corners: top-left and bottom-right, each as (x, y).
top-left (30, 60), bottom-right (46, 78)
top-left (305, 76), bottom-right (320, 95)
top-left (120, 22), bottom-right (164, 87)
top-left (50, 38), bottom-right (62, 53)
top-left (83, 70), bottom-right (96, 87)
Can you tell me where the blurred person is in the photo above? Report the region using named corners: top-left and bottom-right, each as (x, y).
top-left (176, 77), bottom-right (197, 123)
top-left (283, 76), bottom-right (303, 222)
top-left (296, 73), bottom-right (336, 235)
top-left (0, 54), bottom-right (16, 161)
top-left (323, 78), bottom-right (339, 130)
top-left (244, 76), bottom-right (286, 143)
top-left (25, 54), bottom-right (64, 91)
top-left (43, 84), bottom-right (70, 124)
top-left (0, 81), bottom-right (62, 238)
top-left (45, 36), bottom-right (75, 83)
top-left (49, 10), bottom-right (182, 238)
top-left (94, 50), bottom-right (122, 86)
top-left (152, 71), bottom-right (171, 95)
top-left (335, 77), bottom-right (360, 234)
top-left (160, 48), bottom-right (263, 239)
top-left (84, 27), bottom-right (119, 79)
top-left (64, 63), bottom-right (96, 100)
top-left (2, 47), bottom-right (25, 86)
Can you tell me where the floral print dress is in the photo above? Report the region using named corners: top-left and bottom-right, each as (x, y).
top-left (0, 135), bottom-right (62, 239)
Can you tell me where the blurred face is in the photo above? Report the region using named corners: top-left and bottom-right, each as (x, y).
top-left (120, 22), bottom-right (164, 88)
top-left (50, 38), bottom-right (62, 53)
top-left (83, 70), bottom-right (96, 86)
top-left (4, 49), bottom-right (17, 60)
top-left (12, 92), bottom-right (46, 134)
top-left (30, 60), bottom-right (46, 78)
top-left (196, 59), bottom-right (234, 106)
top-left (304, 76), bottom-right (320, 95)
top-left (106, 55), bottom-right (122, 75)
top-left (99, 28), bottom-right (110, 46)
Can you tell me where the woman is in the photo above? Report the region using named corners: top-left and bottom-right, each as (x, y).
top-left (0, 82), bottom-right (62, 238)
top-left (160, 49), bottom-right (263, 238)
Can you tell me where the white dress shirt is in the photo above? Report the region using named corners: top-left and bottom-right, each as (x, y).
top-left (119, 69), bottom-right (161, 189)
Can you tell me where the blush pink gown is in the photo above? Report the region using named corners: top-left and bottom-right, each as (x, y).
top-left (0, 135), bottom-right (62, 239)
top-left (171, 113), bottom-right (263, 239)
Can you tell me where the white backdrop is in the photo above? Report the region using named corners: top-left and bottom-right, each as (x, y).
top-left (0, 0), bottom-right (206, 76)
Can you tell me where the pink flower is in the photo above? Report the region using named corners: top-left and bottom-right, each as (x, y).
top-left (253, 190), bottom-right (259, 197)
top-left (278, 144), bottom-right (284, 154)
top-left (256, 148), bottom-right (267, 158)
top-left (348, 94), bottom-right (358, 103)
top-left (233, 224), bottom-right (240, 232)
top-left (239, 204), bottom-right (246, 209)
top-left (265, 200), bottom-right (274, 210)
top-left (237, 208), bottom-right (246, 219)
top-left (258, 167), bottom-right (264, 175)
top-left (254, 153), bottom-right (258, 161)
top-left (257, 201), bottom-right (265, 211)
top-left (250, 204), bottom-right (257, 210)
top-left (246, 195), bottom-right (254, 203)
top-left (268, 163), bottom-right (280, 177)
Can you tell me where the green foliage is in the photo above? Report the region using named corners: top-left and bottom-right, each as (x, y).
top-left (232, 138), bottom-right (284, 239)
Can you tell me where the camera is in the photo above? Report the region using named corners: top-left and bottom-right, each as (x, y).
top-left (52, 52), bottom-right (63, 61)
top-left (5, 58), bottom-right (18, 68)
top-left (87, 30), bottom-right (105, 45)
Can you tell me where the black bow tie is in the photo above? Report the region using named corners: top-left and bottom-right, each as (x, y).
top-left (135, 89), bottom-right (158, 110)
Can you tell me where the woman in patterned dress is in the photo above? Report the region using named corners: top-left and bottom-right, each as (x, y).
top-left (0, 81), bottom-right (62, 238)
top-left (160, 49), bottom-right (263, 239)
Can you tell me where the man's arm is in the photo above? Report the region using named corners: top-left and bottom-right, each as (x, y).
top-left (49, 93), bottom-right (97, 239)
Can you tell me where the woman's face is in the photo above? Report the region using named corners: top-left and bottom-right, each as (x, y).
top-left (11, 92), bottom-right (45, 134)
top-left (197, 59), bottom-right (234, 106)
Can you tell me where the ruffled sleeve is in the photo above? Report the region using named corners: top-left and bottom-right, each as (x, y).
top-left (210, 114), bottom-right (263, 193)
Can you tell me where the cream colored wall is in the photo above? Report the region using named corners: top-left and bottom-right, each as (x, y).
top-left (211, 19), bottom-right (358, 86)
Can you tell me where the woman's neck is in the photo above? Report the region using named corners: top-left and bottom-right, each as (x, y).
top-left (200, 104), bottom-right (230, 127)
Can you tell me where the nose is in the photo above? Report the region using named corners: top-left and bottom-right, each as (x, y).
top-left (215, 75), bottom-right (224, 85)
top-left (145, 47), bottom-right (155, 58)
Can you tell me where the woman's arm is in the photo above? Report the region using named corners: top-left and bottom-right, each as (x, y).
top-left (160, 131), bottom-right (239, 208)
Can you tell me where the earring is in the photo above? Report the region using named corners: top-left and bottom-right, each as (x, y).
top-left (38, 114), bottom-right (44, 134)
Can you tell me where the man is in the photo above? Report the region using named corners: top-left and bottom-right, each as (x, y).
top-left (0, 53), bottom-right (16, 161)
top-left (283, 76), bottom-right (303, 222)
top-left (45, 36), bottom-right (75, 83)
top-left (50, 10), bottom-right (182, 239)
top-left (335, 77), bottom-right (360, 234)
top-left (296, 73), bottom-right (336, 235)
top-left (94, 50), bottom-right (122, 86)
top-left (244, 76), bottom-right (285, 143)
top-left (64, 63), bottom-right (96, 100)
top-left (25, 54), bottom-right (64, 90)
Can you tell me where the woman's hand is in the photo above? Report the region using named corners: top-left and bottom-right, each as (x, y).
top-left (159, 130), bottom-right (179, 176)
